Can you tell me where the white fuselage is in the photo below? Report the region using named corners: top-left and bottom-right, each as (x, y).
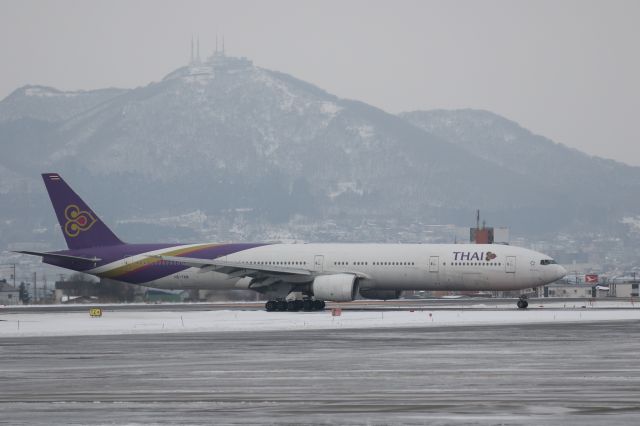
top-left (125, 243), bottom-right (565, 292)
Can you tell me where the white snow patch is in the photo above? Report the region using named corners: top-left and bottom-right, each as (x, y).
top-left (328, 181), bottom-right (364, 199)
top-left (252, 71), bottom-right (317, 117)
top-left (3, 301), bottom-right (640, 338)
top-left (24, 87), bottom-right (78, 98)
top-left (117, 210), bottom-right (208, 227)
top-left (319, 101), bottom-right (342, 118)
top-left (183, 66), bottom-right (214, 84)
top-left (621, 216), bottom-right (640, 232)
top-left (252, 72), bottom-right (298, 113)
top-left (353, 124), bottom-right (375, 139)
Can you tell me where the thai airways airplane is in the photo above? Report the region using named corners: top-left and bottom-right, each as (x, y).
top-left (19, 173), bottom-right (566, 311)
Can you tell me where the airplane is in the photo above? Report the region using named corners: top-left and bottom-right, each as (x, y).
top-left (18, 173), bottom-right (567, 311)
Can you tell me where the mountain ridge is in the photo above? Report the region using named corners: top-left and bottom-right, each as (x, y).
top-left (1, 54), bottom-right (638, 247)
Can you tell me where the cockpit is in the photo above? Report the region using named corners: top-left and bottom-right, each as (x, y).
top-left (540, 259), bottom-right (557, 265)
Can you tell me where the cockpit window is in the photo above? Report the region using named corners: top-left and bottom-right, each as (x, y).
top-left (540, 259), bottom-right (557, 265)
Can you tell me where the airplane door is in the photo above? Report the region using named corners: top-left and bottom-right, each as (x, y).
top-left (429, 256), bottom-right (439, 272)
top-left (314, 255), bottom-right (324, 273)
top-left (505, 256), bottom-right (516, 273)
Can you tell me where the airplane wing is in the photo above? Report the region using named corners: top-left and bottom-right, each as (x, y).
top-left (147, 255), bottom-right (368, 297)
top-left (147, 255), bottom-right (312, 278)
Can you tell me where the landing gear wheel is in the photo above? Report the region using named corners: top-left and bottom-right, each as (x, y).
top-left (313, 300), bottom-right (325, 311)
top-left (287, 300), bottom-right (301, 312)
top-left (276, 300), bottom-right (288, 311)
top-left (302, 299), bottom-right (314, 311)
top-left (265, 300), bottom-right (276, 312)
top-left (517, 296), bottom-right (529, 309)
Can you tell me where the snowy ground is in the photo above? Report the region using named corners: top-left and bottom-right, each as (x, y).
top-left (2, 300), bottom-right (640, 338)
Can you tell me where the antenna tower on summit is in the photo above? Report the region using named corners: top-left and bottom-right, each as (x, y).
top-left (196, 35), bottom-right (201, 62)
top-left (213, 33), bottom-right (225, 56)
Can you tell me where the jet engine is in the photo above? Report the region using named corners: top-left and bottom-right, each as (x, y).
top-left (312, 274), bottom-right (359, 302)
top-left (359, 289), bottom-right (403, 300)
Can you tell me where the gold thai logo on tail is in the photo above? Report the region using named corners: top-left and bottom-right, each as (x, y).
top-left (64, 204), bottom-right (97, 237)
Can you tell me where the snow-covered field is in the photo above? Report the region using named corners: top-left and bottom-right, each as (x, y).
top-left (2, 301), bottom-right (640, 338)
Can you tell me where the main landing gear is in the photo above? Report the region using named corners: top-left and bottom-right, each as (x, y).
top-left (265, 299), bottom-right (326, 312)
top-left (516, 295), bottom-right (529, 309)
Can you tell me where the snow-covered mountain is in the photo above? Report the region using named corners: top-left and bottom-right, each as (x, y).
top-left (1, 53), bottom-right (639, 246)
top-left (401, 109), bottom-right (640, 222)
top-left (0, 85), bottom-right (126, 123)
top-left (402, 109), bottom-right (640, 197)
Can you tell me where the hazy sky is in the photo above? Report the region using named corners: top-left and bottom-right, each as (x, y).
top-left (1, 0), bottom-right (638, 165)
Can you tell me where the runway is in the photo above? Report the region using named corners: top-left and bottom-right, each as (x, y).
top-left (1, 321), bottom-right (640, 425)
top-left (2, 299), bottom-right (640, 338)
top-left (2, 297), bottom-right (638, 314)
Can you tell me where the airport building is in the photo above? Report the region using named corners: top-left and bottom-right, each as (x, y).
top-left (0, 280), bottom-right (19, 305)
top-left (469, 211), bottom-right (509, 245)
top-left (544, 283), bottom-right (594, 298)
top-left (610, 282), bottom-right (640, 298)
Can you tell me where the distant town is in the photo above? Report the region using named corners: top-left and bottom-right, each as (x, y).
top-left (2, 210), bottom-right (638, 305)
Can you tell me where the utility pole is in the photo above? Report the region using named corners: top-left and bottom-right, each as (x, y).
top-left (33, 271), bottom-right (37, 304)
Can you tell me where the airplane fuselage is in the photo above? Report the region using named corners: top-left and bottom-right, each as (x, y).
top-left (25, 173), bottom-right (567, 309)
top-left (49, 242), bottom-right (564, 292)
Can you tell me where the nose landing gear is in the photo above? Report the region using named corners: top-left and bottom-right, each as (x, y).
top-left (516, 295), bottom-right (529, 309)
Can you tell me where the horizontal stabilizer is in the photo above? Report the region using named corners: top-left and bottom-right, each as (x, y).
top-left (15, 250), bottom-right (102, 264)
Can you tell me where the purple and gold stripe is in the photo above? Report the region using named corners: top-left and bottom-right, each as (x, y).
top-left (96, 243), bottom-right (268, 284)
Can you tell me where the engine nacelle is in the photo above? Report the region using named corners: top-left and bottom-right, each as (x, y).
top-left (312, 274), bottom-right (359, 302)
top-left (359, 289), bottom-right (403, 300)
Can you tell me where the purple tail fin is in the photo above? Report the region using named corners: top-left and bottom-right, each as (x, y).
top-left (42, 173), bottom-right (123, 249)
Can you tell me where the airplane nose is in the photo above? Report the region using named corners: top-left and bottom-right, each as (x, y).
top-left (543, 264), bottom-right (567, 283)
top-left (556, 265), bottom-right (567, 281)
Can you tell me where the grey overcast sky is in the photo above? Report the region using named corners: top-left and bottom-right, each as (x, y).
top-left (1, 0), bottom-right (638, 165)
